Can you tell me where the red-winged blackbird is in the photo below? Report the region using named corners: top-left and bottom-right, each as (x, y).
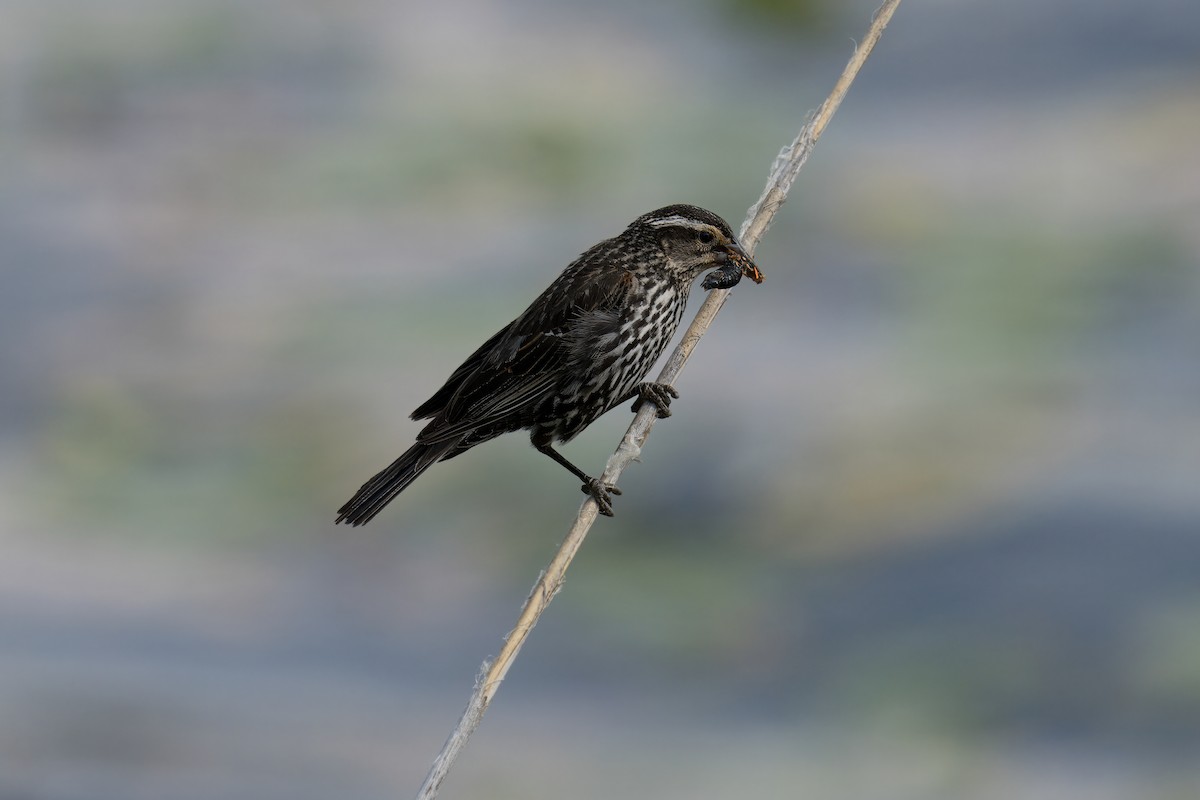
top-left (336, 204), bottom-right (762, 525)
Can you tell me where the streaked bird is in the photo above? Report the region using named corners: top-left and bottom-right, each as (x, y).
top-left (336, 204), bottom-right (762, 525)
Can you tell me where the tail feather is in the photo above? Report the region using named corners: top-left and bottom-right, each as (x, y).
top-left (336, 437), bottom-right (463, 526)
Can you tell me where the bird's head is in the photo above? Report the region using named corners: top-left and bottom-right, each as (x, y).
top-left (628, 204), bottom-right (764, 287)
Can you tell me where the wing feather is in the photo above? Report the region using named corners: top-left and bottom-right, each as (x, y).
top-left (410, 252), bottom-right (636, 440)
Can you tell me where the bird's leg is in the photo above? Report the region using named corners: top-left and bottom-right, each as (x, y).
top-left (534, 441), bottom-right (622, 517)
top-left (629, 382), bottom-right (680, 418)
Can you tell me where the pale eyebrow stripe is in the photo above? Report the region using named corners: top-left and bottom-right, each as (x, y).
top-left (646, 216), bottom-right (718, 233)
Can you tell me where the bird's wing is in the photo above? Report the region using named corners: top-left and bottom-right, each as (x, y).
top-left (411, 261), bottom-right (636, 442)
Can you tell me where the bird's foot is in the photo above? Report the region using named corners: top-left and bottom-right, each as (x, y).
top-left (582, 477), bottom-right (622, 517)
top-left (631, 382), bottom-right (680, 418)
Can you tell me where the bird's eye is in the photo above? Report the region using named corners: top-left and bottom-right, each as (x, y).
top-left (697, 230), bottom-right (715, 244)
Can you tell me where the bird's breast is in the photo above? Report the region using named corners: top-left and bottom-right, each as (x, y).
top-left (541, 277), bottom-right (689, 443)
top-left (607, 279), bottom-right (687, 387)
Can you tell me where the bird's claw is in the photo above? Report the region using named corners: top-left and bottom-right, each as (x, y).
top-left (582, 478), bottom-right (621, 517)
top-left (631, 382), bottom-right (680, 418)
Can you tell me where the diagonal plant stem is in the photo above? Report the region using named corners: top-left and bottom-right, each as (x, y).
top-left (414, 2), bottom-right (901, 797)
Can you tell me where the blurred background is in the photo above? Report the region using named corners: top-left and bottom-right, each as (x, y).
top-left (3, 0), bottom-right (1199, 797)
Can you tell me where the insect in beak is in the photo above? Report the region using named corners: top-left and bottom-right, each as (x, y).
top-left (702, 242), bottom-right (764, 290)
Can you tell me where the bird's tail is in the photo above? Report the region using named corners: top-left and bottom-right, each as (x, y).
top-left (335, 437), bottom-right (463, 526)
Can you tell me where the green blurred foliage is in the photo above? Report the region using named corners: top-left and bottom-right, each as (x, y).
top-left (37, 376), bottom-right (354, 541)
top-left (717, 0), bottom-right (836, 34)
top-left (896, 223), bottom-right (1189, 374)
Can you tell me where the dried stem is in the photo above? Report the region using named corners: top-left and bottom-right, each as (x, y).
top-left (414, 2), bottom-right (901, 797)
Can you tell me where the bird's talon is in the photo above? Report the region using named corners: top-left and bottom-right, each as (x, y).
top-left (581, 478), bottom-right (619, 516)
top-left (632, 382), bottom-right (680, 418)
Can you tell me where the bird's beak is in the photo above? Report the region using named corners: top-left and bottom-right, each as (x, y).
top-left (725, 241), bottom-right (764, 284)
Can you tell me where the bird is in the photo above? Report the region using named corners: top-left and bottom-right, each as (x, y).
top-left (335, 204), bottom-right (763, 526)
